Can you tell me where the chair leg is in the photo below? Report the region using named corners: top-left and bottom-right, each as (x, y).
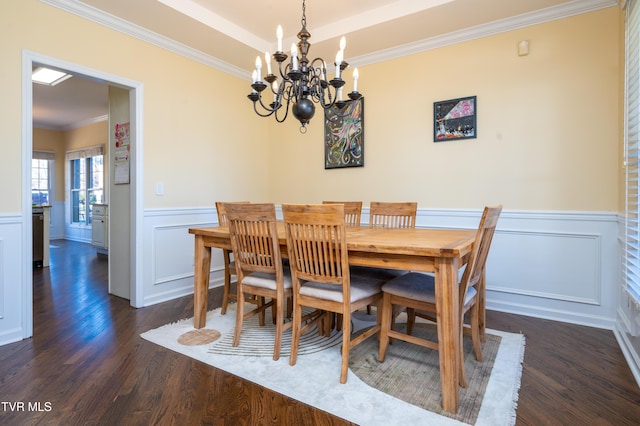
top-left (221, 263), bottom-right (232, 315)
top-left (273, 299), bottom-right (284, 361)
top-left (470, 304), bottom-right (483, 362)
top-left (232, 291), bottom-right (244, 347)
top-left (257, 297), bottom-right (266, 326)
top-left (286, 296), bottom-right (293, 319)
top-left (325, 312), bottom-right (334, 336)
top-left (375, 299), bottom-right (382, 342)
top-left (406, 307), bottom-right (415, 335)
top-left (388, 305), bottom-right (403, 345)
top-left (479, 271), bottom-right (487, 343)
top-left (459, 324), bottom-right (468, 388)
top-left (289, 301), bottom-right (303, 366)
top-left (378, 293), bottom-right (393, 362)
top-left (340, 311), bottom-right (351, 384)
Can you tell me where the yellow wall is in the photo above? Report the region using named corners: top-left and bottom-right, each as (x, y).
top-left (0, 0), bottom-right (268, 214)
top-left (269, 8), bottom-right (620, 211)
top-left (32, 128), bottom-right (66, 202)
top-left (2, 2), bottom-right (620, 214)
top-left (64, 121), bottom-right (107, 152)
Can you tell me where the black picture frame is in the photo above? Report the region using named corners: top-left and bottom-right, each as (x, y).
top-left (433, 96), bottom-right (477, 142)
top-left (324, 97), bottom-right (364, 169)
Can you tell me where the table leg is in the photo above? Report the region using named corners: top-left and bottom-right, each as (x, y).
top-left (435, 257), bottom-right (460, 413)
top-left (194, 235), bottom-right (212, 328)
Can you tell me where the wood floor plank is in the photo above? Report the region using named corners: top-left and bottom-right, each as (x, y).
top-left (0, 239), bottom-right (638, 425)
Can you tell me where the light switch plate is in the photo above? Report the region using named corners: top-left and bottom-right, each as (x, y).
top-left (518, 40), bottom-right (529, 56)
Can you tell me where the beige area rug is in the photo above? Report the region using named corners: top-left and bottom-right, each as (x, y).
top-left (349, 323), bottom-right (500, 425)
top-left (141, 303), bottom-right (525, 425)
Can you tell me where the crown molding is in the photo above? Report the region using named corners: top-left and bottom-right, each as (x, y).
top-left (351, 0), bottom-right (618, 67)
top-left (42, 0), bottom-right (617, 77)
top-left (40, 0), bottom-right (248, 79)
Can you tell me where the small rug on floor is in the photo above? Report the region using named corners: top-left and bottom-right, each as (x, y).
top-left (141, 303), bottom-right (525, 425)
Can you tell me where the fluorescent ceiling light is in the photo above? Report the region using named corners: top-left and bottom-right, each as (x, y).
top-left (32, 67), bottom-right (73, 86)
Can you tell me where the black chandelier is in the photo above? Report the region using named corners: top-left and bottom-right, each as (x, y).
top-left (247, 0), bottom-right (361, 133)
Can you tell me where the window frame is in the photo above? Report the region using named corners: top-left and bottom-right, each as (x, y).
top-left (624, 0), bottom-right (640, 307)
top-left (66, 146), bottom-right (104, 226)
top-left (31, 151), bottom-right (55, 206)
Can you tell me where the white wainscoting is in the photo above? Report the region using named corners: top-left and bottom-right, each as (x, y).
top-left (0, 214), bottom-right (25, 345)
top-left (142, 207), bottom-right (224, 307)
top-left (140, 207), bottom-right (619, 330)
top-left (0, 207), bottom-right (620, 347)
top-left (411, 209), bottom-right (619, 330)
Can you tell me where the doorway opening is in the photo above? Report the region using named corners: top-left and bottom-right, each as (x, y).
top-left (22, 51), bottom-right (144, 339)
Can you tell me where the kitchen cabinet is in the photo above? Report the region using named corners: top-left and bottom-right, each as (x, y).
top-left (92, 204), bottom-right (108, 255)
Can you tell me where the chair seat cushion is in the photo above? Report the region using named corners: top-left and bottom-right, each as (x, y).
top-left (243, 268), bottom-right (292, 290)
top-left (382, 272), bottom-right (476, 305)
top-left (300, 275), bottom-right (382, 303)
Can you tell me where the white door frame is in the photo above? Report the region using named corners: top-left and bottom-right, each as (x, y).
top-left (21, 51), bottom-right (145, 338)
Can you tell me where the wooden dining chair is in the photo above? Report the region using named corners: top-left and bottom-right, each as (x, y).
top-left (216, 201), bottom-right (250, 315)
top-left (226, 203), bottom-right (292, 361)
top-left (378, 205), bottom-right (502, 388)
top-left (356, 201), bottom-right (418, 314)
top-left (368, 201), bottom-right (417, 228)
top-left (322, 201), bottom-right (363, 226)
top-left (282, 203), bottom-right (383, 383)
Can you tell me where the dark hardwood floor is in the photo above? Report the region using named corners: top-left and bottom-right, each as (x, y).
top-left (1, 240), bottom-right (639, 425)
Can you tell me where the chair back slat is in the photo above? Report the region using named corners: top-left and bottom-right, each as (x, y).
top-left (215, 201), bottom-right (249, 226)
top-left (283, 204), bottom-right (347, 286)
top-left (369, 201), bottom-right (417, 228)
top-left (226, 203), bottom-right (281, 276)
top-left (459, 205), bottom-right (502, 310)
top-left (322, 201), bottom-right (363, 226)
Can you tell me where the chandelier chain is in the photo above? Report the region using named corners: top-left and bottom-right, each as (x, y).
top-left (301, 0), bottom-right (306, 29)
top-left (247, 0), bottom-right (361, 132)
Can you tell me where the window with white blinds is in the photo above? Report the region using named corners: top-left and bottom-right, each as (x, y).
top-left (625, 0), bottom-right (640, 306)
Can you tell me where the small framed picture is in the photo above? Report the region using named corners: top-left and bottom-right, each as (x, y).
top-left (433, 96), bottom-right (476, 142)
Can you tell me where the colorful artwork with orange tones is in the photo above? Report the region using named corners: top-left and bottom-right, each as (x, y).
top-left (434, 96), bottom-right (476, 142)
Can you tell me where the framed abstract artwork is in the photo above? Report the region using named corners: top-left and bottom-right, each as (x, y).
top-left (433, 96), bottom-right (476, 142)
top-left (324, 97), bottom-right (364, 169)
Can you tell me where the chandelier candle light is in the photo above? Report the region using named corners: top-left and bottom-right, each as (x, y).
top-left (247, 0), bottom-right (362, 133)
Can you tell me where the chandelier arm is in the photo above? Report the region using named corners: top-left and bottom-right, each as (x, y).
top-left (251, 93), bottom-right (275, 112)
top-left (279, 79), bottom-right (295, 102)
top-left (256, 92), bottom-right (278, 112)
top-left (246, 0), bottom-right (361, 132)
top-left (316, 85), bottom-right (339, 110)
top-left (252, 102), bottom-right (276, 118)
top-left (277, 60), bottom-right (292, 83)
top-left (324, 98), bottom-right (360, 123)
top-left (309, 57), bottom-right (329, 82)
top-left (274, 93), bottom-right (291, 123)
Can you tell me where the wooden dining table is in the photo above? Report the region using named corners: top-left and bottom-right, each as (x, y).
top-left (188, 223), bottom-right (476, 413)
